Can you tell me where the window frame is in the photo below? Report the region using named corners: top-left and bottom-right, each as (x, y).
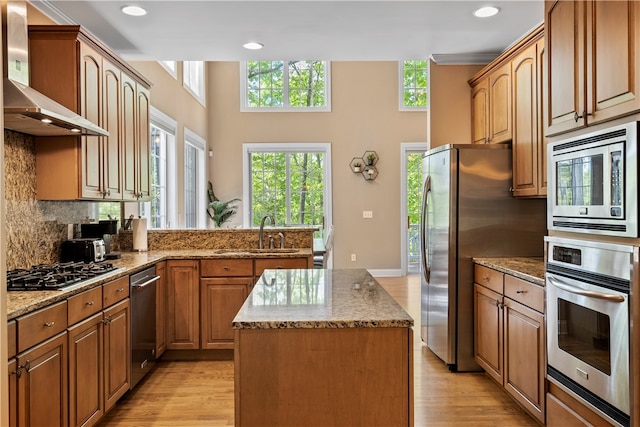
top-left (183, 61), bottom-right (206, 106)
top-left (159, 61), bottom-right (177, 79)
top-left (399, 60), bottom-right (429, 111)
top-left (183, 128), bottom-right (207, 229)
top-left (239, 61), bottom-right (332, 112)
top-left (242, 142), bottom-right (333, 230)
top-left (141, 106), bottom-right (177, 229)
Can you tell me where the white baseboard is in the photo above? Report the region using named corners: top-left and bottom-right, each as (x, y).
top-left (367, 269), bottom-right (403, 277)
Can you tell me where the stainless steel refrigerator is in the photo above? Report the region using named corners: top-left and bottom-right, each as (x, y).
top-left (420, 144), bottom-right (546, 371)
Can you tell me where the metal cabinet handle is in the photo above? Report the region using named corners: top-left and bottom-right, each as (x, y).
top-left (515, 290), bottom-right (527, 294)
top-left (116, 288), bottom-right (124, 293)
top-left (86, 301), bottom-right (95, 306)
top-left (223, 266), bottom-right (230, 271)
top-left (44, 321), bottom-right (55, 328)
top-left (482, 276), bottom-right (490, 282)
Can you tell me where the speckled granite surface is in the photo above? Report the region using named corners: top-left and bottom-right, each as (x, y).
top-left (7, 248), bottom-right (312, 320)
top-left (233, 269), bottom-right (414, 329)
top-left (473, 257), bottom-right (545, 286)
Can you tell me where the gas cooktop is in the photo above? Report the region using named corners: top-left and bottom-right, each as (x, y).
top-left (7, 261), bottom-right (120, 291)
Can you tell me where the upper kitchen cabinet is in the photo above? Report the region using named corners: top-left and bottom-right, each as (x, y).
top-left (470, 63), bottom-right (512, 144)
top-left (545, 0), bottom-right (640, 136)
top-left (28, 25), bottom-right (151, 201)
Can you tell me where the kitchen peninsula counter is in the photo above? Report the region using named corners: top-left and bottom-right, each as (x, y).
top-left (7, 248), bottom-right (313, 320)
top-left (233, 269), bottom-right (414, 427)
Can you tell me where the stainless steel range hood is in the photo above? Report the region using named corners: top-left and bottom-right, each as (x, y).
top-left (2, 1), bottom-right (108, 137)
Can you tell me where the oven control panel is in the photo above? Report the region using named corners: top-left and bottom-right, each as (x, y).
top-left (552, 246), bottom-right (581, 266)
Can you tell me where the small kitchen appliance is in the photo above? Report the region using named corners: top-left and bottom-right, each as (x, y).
top-left (61, 238), bottom-right (106, 263)
top-left (81, 220), bottom-right (121, 259)
top-left (548, 121), bottom-right (638, 237)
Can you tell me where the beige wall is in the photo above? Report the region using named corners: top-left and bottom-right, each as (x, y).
top-left (428, 61), bottom-right (483, 148)
top-left (208, 61), bottom-right (427, 269)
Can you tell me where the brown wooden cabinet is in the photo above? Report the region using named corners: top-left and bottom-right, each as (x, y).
top-left (470, 63), bottom-right (512, 144)
top-left (545, 0), bottom-right (640, 136)
top-left (17, 332), bottom-right (69, 427)
top-left (473, 265), bottom-right (545, 423)
top-left (254, 257), bottom-right (310, 278)
top-left (156, 261), bottom-right (167, 358)
top-left (471, 79), bottom-right (489, 144)
top-left (200, 259), bottom-right (253, 350)
top-left (103, 298), bottom-right (131, 412)
top-left (166, 260), bottom-right (201, 350)
top-left (7, 320), bottom-right (17, 427)
top-left (29, 25), bottom-right (151, 201)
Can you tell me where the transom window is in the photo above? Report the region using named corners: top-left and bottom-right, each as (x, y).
top-left (400, 60), bottom-right (428, 110)
top-left (240, 61), bottom-right (331, 111)
top-left (159, 61), bottom-right (177, 78)
top-left (242, 143), bottom-right (332, 237)
top-left (183, 61), bottom-right (205, 104)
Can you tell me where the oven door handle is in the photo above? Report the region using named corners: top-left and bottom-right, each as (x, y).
top-left (547, 275), bottom-right (626, 303)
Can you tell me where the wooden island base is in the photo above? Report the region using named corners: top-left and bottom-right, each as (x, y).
top-left (234, 326), bottom-right (413, 427)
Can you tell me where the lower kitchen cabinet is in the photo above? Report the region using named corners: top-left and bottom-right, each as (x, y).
top-left (17, 332), bottom-right (69, 427)
top-left (474, 264), bottom-right (545, 423)
top-left (8, 358), bottom-right (17, 427)
top-left (546, 381), bottom-right (616, 427)
top-left (166, 259), bottom-right (200, 350)
top-left (201, 277), bottom-right (252, 349)
top-left (68, 313), bottom-right (104, 427)
top-left (254, 257), bottom-right (310, 277)
top-left (103, 298), bottom-right (131, 412)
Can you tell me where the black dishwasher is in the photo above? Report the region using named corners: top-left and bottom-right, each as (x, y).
top-left (130, 265), bottom-right (160, 388)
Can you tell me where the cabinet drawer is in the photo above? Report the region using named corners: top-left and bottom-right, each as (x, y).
top-left (504, 275), bottom-right (544, 313)
top-left (17, 301), bottom-right (68, 352)
top-left (103, 276), bottom-right (129, 307)
top-left (68, 286), bottom-right (103, 325)
top-left (255, 258), bottom-right (308, 277)
top-left (8, 320), bottom-right (17, 358)
top-left (201, 259), bottom-right (253, 277)
top-left (474, 264), bottom-right (504, 294)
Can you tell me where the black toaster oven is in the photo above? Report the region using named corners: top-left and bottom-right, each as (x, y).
top-left (61, 238), bottom-right (106, 263)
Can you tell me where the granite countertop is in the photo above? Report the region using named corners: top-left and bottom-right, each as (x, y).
top-left (473, 257), bottom-right (545, 286)
top-left (7, 248), bottom-right (313, 320)
top-left (232, 269), bottom-right (414, 330)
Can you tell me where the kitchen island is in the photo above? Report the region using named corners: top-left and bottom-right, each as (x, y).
top-left (232, 269), bottom-right (414, 427)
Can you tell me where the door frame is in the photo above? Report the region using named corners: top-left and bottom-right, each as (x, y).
top-left (400, 142), bottom-right (428, 276)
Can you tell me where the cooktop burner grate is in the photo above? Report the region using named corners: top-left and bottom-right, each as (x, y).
top-left (7, 261), bottom-right (119, 291)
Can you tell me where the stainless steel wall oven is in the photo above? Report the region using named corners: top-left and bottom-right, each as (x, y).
top-left (545, 236), bottom-right (634, 426)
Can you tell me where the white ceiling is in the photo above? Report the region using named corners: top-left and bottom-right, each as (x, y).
top-left (30, 0), bottom-right (544, 62)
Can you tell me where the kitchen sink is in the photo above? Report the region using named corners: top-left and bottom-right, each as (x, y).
top-left (247, 248), bottom-right (299, 253)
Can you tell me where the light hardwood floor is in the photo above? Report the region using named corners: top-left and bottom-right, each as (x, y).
top-left (98, 274), bottom-right (539, 426)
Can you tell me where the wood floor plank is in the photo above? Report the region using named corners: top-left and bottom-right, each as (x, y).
top-left (98, 274), bottom-right (539, 426)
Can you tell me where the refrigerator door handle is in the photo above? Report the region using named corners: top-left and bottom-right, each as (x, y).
top-left (421, 174), bottom-right (431, 282)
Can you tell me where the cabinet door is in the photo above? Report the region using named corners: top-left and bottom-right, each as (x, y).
top-left (471, 79), bottom-right (489, 144)
top-left (17, 332), bottom-right (68, 427)
top-left (80, 42), bottom-right (104, 199)
top-left (537, 38), bottom-right (548, 196)
top-left (103, 299), bottom-right (130, 412)
top-left (473, 283), bottom-right (503, 384)
top-left (102, 60), bottom-right (123, 200)
top-left (201, 277), bottom-right (251, 349)
top-left (8, 358), bottom-right (17, 427)
top-left (512, 41), bottom-right (540, 197)
top-left (545, 0), bottom-right (586, 135)
top-left (503, 298), bottom-right (545, 423)
top-left (156, 261), bottom-right (167, 358)
top-left (586, 0), bottom-right (640, 125)
top-left (68, 313), bottom-right (104, 427)
top-left (167, 260), bottom-right (200, 350)
top-left (489, 62), bottom-right (512, 143)
top-left (122, 73), bottom-right (138, 201)
top-left (136, 85), bottom-right (151, 201)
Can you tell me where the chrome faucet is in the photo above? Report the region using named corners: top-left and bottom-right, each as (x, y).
top-left (258, 215), bottom-right (275, 249)
top-left (276, 232), bottom-right (285, 249)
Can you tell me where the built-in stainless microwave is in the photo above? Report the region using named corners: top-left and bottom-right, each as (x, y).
top-left (548, 121), bottom-right (638, 238)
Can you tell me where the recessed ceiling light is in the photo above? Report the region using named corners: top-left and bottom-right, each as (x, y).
top-left (473, 6), bottom-right (500, 18)
top-left (121, 5), bottom-right (147, 17)
top-left (243, 42), bottom-right (264, 50)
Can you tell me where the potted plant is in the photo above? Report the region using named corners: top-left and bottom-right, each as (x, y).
top-left (353, 162), bottom-right (362, 172)
top-left (207, 181), bottom-right (241, 228)
top-left (366, 153), bottom-right (376, 165)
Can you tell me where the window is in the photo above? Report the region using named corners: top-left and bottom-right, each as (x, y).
top-left (183, 61), bottom-right (205, 104)
top-left (140, 107), bottom-right (177, 229)
top-left (240, 61), bottom-right (331, 111)
top-left (400, 60), bottom-right (428, 110)
top-left (184, 128), bottom-right (206, 228)
top-left (242, 143), bottom-right (332, 237)
top-left (159, 61), bottom-right (177, 78)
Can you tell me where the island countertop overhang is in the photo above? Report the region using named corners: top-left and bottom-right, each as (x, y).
top-left (232, 268), bottom-right (414, 329)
